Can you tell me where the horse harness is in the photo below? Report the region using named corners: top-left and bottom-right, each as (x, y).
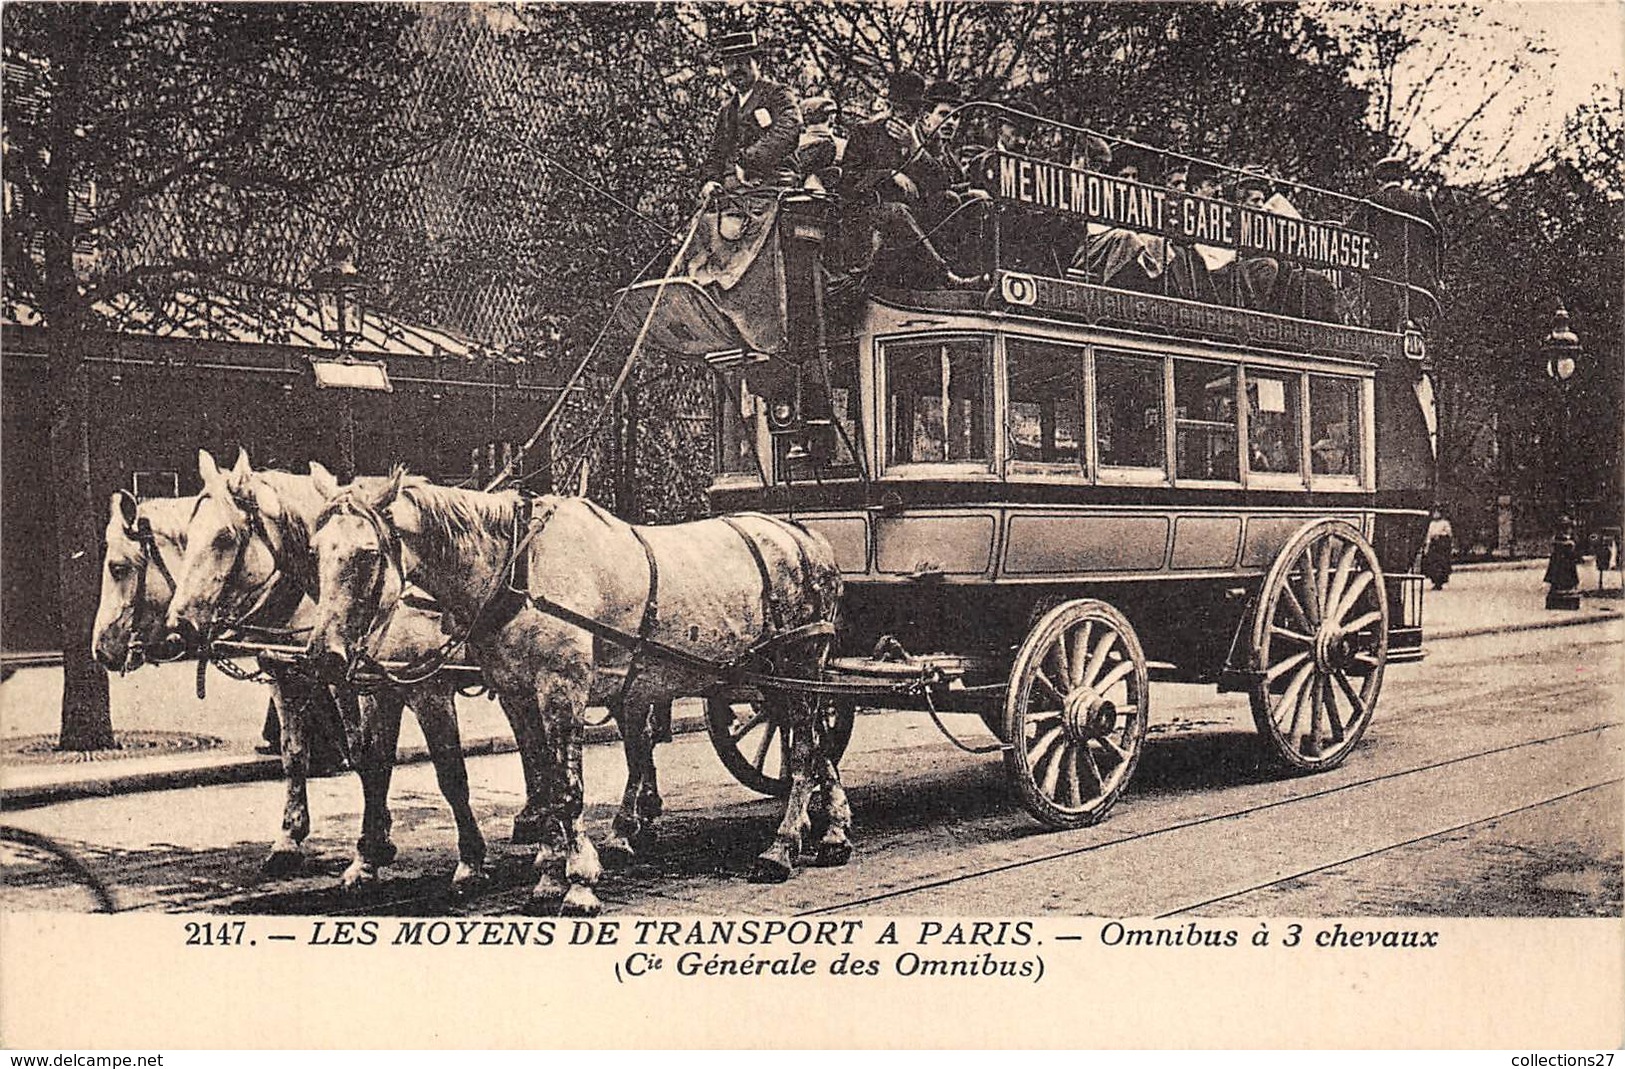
top-left (492, 501), bottom-right (836, 694)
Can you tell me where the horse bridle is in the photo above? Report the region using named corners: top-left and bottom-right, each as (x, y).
top-left (188, 487), bottom-right (298, 645)
top-left (312, 490), bottom-right (548, 688)
top-left (311, 496), bottom-right (411, 684)
top-left (116, 505), bottom-right (181, 671)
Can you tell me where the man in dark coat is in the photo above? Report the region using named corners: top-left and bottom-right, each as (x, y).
top-left (840, 71), bottom-right (981, 287)
top-left (701, 30), bottom-right (802, 194)
top-left (1357, 155), bottom-right (1443, 331)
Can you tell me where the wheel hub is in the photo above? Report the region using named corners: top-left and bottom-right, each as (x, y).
top-left (1062, 688), bottom-right (1116, 741)
top-left (1313, 625), bottom-right (1352, 671)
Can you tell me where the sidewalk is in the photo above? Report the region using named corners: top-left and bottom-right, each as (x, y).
top-left (2, 559), bottom-right (1617, 809)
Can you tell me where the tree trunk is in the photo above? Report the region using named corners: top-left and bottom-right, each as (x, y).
top-left (51, 330), bottom-right (114, 751)
top-left (42, 19), bottom-right (114, 751)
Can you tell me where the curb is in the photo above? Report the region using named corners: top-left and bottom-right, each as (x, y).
top-left (1428, 609), bottom-right (1620, 643)
top-left (0, 710), bottom-right (709, 812)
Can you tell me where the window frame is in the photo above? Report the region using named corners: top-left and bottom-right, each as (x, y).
top-left (1169, 354), bottom-right (1243, 489)
top-left (877, 331), bottom-right (999, 481)
top-left (1091, 346), bottom-right (1171, 486)
top-left (1003, 334), bottom-right (1089, 482)
top-left (1240, 365), bottom-right (1310, 490)
top-left (1306, 371), bottom-right (1369, 491)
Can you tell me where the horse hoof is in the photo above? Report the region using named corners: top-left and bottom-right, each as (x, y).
top-left (813, 840), bottom-right (853, 868)
top-left (561, 885), bottom-right (603, 917)
top-left (341, 861), bottom-right (380, 891)
top-left (357, 840), bottom-right (398, 867)
top-left (451, 864), bottom-right (487, 897)
top-left (598, 837), bottom-right (637, 870)
top-left (511, 818), bottom-right (543, 845)
top-left (262, 849), bottom-right (304, 877)
top-left (749, 853), bottom-right (793, 884)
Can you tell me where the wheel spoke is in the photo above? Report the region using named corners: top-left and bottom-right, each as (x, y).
top-left (1333, 668), bottom-right (1369, 723)
top-left (729, 705), bottom-right (771, 741)
top-left (1325, 542), bottom-right (1358, 621)
top-left (1306, 674), bottom-right (1327, 750)
top-left (1094, 658), bottom-right (1136, 696)
top-left (1329, 570), bottom-right (1374, 627)
top-left (1321, 675), bottom-right (1347, 742)
top-left (1077, 739), bottom-right (1106, 788)
top-left (1315, 539), bottom-right (1335, 610)
top-left (1270, 625), bottom-right (1314, 647)
top-left (1066, 621), bottom-right (1092, 689)
top-left (1063, 748), bottom-right (1084, 807)
top-left (1027, 723), bottom-right (1065, 769)
top-left (1031, 669), bottom-right (1065, 709)
top-left (1279, 581), bottom-right (1315, 634)
top-left (1295, 558), bottom-right (1322, 624)
top-left (1093, 734), bottom-right (1129, 769)
top-left (752, 721), bottom-right (778, 772)
top-left (1277, 661), bottom-right (1314, 735)
top-left (1048, 635), bottom-right (1072, 695)
top-left (1038, 740), bottom-right (1068, 800)
top-left (1350, 651), bottom-right (1381, 672)
top-left (1342, 609), bottom-right (1382, 635)
top-left (1081, 628), bottom-right (1118, 690)
top-left (1264, 648), bottom-right (1311, 684)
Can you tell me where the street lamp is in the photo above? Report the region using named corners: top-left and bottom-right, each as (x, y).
top-left (1540, 301), bottom-right (1583, 610)
top-left (308, 242), bottom-right (390, 481)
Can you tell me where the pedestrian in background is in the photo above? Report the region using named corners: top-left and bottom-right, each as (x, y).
top-left (1423, 506), bottom-right (1454, 590)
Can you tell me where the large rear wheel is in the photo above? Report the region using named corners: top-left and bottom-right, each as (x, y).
top-left (1249, 519), bottom-right (1387, 771)
top-left (1003, 599), bottom-right (1148, 829)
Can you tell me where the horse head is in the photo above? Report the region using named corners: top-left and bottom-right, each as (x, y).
top-left (93, 491), bottom-right (191, 670)
top-left (304, 467), bottom-right (411, 682)
top-left (157, 448), bottom-right (312, 658)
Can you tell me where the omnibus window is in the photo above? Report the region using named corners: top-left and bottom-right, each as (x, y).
top-left (717, 373), bottom-right (764, 477)
top-left (1246, 371), bottom-right (1302, 475)
top-left (886, 338), bottom-right (991, 465)
top-left (1173, 358), bottom-right (1238, 481)
top-left (1309, 375), bottom-right (1362, 477)
top-left (1095, 351), bottom-right (1164, 471)
top-left (1007, 339), bottom-right (1083, 470)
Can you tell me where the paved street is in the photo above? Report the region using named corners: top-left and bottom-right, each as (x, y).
top-left (2, 603), bottom-right (1618, 917)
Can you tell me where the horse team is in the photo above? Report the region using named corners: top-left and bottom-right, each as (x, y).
top-left (92, 449), bottom-right (850, 915)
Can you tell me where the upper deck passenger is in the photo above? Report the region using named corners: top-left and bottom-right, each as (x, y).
top-left (700, 30), bottom-right (802, 195)
top-left (841, 71), bottom-right (984, 287)
top-left (1354, 156), bottom-right (1443, 331)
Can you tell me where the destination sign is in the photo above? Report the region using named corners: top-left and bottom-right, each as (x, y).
top-left (990, 152), bottom-right (1375, 274)
top-left (996, 271), bottom-right (1401, 362)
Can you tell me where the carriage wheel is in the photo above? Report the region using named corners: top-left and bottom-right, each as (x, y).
top-left (704, 694), bottom-right (856, 798)
top-left (1003, 599), bottom-right (1149, 830)
top-left (1249, 519), bottom-right (1388, 771)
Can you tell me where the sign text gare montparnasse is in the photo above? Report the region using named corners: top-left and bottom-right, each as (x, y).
top-left (992, 152), bottom-right (1375, 273)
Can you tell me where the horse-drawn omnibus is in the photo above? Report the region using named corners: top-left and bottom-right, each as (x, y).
top-left (624, 104), bottom-right (1439, 830)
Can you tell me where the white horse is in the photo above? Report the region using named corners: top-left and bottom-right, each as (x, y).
top-left (159, 449), bottom-right (487, 891)
top-left (303, 469), bottom-right (851, 915)
top-left (94, 491), bottom-right (194, 674)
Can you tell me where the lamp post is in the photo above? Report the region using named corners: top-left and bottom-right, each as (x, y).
top-left (309, 242), bottom-right (390, 480)
top-left (1540, 301), bottom-right (1583, 610)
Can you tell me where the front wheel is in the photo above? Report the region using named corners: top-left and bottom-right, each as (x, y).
top-left (1003, 600), bottom-right (1149, 829)
top-left (705, 693), bottom-right (856, 797)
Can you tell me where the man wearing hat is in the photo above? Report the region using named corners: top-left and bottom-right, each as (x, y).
top-left (840, 71), bottom-right (981, 287)
top-left (1356, 155), bottom-right (1443, 331)
top-left (701, 30), bottom-right (802, 194)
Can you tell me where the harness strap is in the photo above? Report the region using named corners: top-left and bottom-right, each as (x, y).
top-left (720, 516), bottom-right (785, 634)
top-left (753, 513), bottom-right (826, 621)
top-left (614, 525), bottom-right (662, 707)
